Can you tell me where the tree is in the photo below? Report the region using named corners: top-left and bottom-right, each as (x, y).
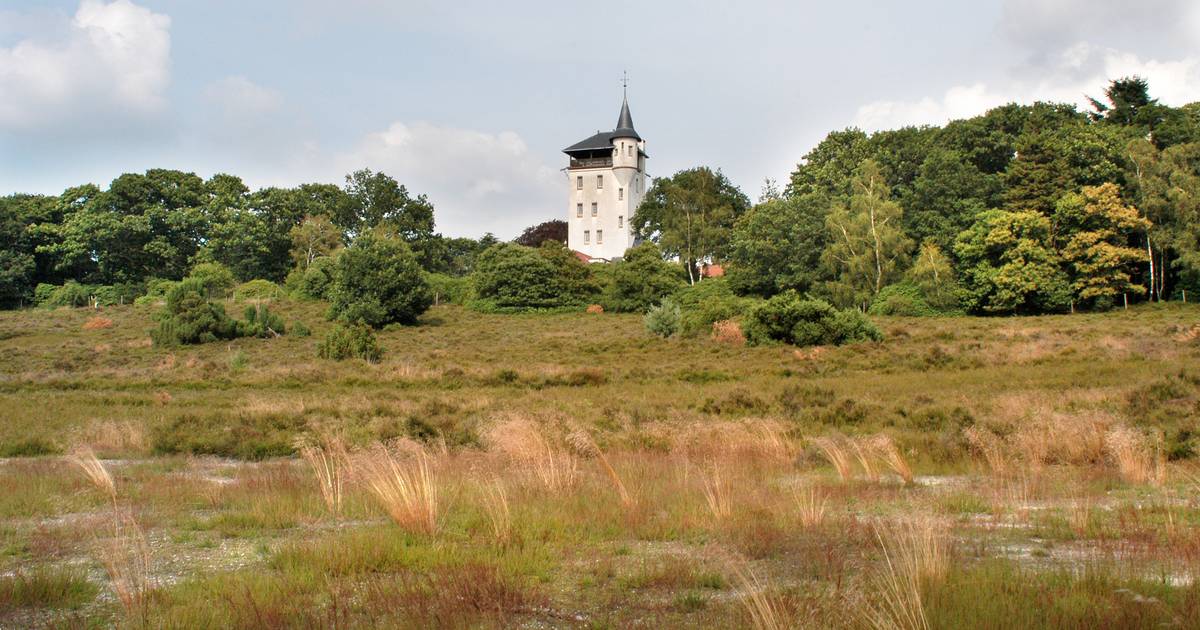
top-left (341, 169), bottom-right (435, 241)
top-left (1088, 76), bottom-right (1156, 126)
top-left (901, 149), bottom-right (997, 253)
top-left (906, 242), bottom-right (960, 311)
top-left (602, 242), bottom-right (684, 312)
top-left (290, 215), bottom-right (343, 269)
top-left (821, 161), bottom-right (913, 309)
top-left (632, 167), bottom-right (750, 284)
top-left (954, 209), bottom-right (1072, 314)
top-left (327, 231), bottom-right (432, 327)
top-left (1054, 183), bottom-right (1151, 306)
top-left (514, 220), bottom-right (567, 248)
top-left (785, 129), bottom-right (871, 199)
top-left (726, 194), bottom-right (830, 296)
top-left (151, 279), bottom-right (244, 346)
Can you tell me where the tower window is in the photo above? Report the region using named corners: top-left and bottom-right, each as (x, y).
top-left (627, 145), bottom-right (633, 157)
top-left (618, 187), bottom-right (624, 201)
top-left (576, 176), bottom-right (582, 190)
top-left (591, 202), bottom-right (598, 216)
top-left (584, 230), bottom-right (590, 244)
top-left (618, 215), bottom-right (624, 228)
top-left (576, 203), bottom-right (583, 218)
top-left (597, 229), bottom-right (603, 244)
top-left (596, 175), bottom-right (603, 189)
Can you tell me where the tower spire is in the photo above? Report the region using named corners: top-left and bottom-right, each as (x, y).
top-left (613, 72), bottom-right (639, 140)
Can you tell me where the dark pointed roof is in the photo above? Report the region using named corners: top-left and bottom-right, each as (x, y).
top-left (563, 95), bottom-right (643, 154)
top-left (613, 95), bottom-right (640, 140)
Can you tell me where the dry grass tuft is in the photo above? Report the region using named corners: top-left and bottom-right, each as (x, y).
top-left (963, 426), bottom-right (1008, 475)
top-left (852, 438), bottom-right (879, 482)
top-left (1104, 426), bottom-right (1165, 486)
top-left (866, 517), bottom-right (948, 630)
top-left (872, 435), bottom-right (914, 485)
top-left (567, 428), bottom-right (636, 509)
top-left (68, 445), bottom-right (116, 501)
top-left (813, 437), bottom-right (853, 481)
top-left (480, 478), bottom-right (512, 544)
top-left (298, 436), bottom-right (347, 516)
top-left (82, 316), bottom-right (113, 330)
top-left (97, 510), bottom-right (153, 618)
top-left (700, 464), bottom-right (733, 521)
top-left (731, 562), bottom-right (790, 630)
top-left (711, 319), bottom-right (747, 346)
top-left (486, 418), bottom-right (578, 491)
top-left (353, 444), bottom-right (439, 534)
top-left (586, 304), bottom-right (604, 314)
top-left (795, 485), bottom-right (828, 528)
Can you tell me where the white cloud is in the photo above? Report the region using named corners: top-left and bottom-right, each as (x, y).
top-left (333, 122), bottom-right (562, 238)
top-left (0, 0), bottom-right (170, 130)
top-left (852, 46), bottom-right (1200, 131)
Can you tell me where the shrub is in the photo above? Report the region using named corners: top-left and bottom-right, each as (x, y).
top-left (287, 255), bottom-right (337, 300)
top-left (327, 233), bottom-right (432, 327)
top-left (644, 299), bottom-right (682, 338)
top-left (744, 291), bottom-right (882, 346)
top-left (869, 283), bottom-right (939, 316)
top-left (710, 319), bottom-right (746, 345)
top-left (601, 242), bottom-right (684, 312)
top-left (234, 279), bottom-right (282, 301)
top-left (425, 273), bottom-right (472, 305)
top-left (135, 278), bottom-right (177, 306)
top-left (471, 242), bottom-right (596, 310)
top-left (242, 304), bottom-right (286, 338)
top-left (318, 322), bottom-right (383, 362)
top-left (292, 321), bottom-right (312, 337)
top-left (36, 281), bottom-right (92, 308)
top-left (186, 262), bottom-right (237, 298)
top-left (672, 279), bottom-right (757, 337)
top-left (151, 279), bottom-right (245, 346)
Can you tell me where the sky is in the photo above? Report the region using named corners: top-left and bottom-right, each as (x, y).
top-left (2, 0), bottom-right (1199, 239)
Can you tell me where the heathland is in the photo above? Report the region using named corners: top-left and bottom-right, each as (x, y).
top-left (1, 299), bottom-right (1198, 628)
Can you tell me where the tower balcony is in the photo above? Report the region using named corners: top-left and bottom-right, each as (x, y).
top-left (568, 156), bottom-right (613, 169)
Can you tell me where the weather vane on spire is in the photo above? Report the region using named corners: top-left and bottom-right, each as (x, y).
top-left (621, 70), bottom-right (628, 96)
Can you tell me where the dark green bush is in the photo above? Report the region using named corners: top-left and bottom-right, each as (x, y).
top-left (744, 291), bottom-right (883, 346)
top-left (671, 278), bottom-right (757, 337)
top-left (426, 272), bottom-right (473, 305)
top-left (242, 304), bottom-right (286, 338)
top-left (152, 412), bottom-right (305, 459)
top-left (186, 262), bottom-right (237, 298)
top-left (36, 281), bottom-right (92, 308)
top-left (286, 255), bottom-right (337, 300)
top-left (151, 279), bottom-right (245, 346)
top-left (471, 242), bottom-right (596, 311)
top-left (318, 322), bottom-right (383, 362)
top-left (327, 233), bottom-right (432, 327)
top-left (601, 243), bottom-right (684, 312)
top-left (234, 279), bottom-right (282, 301)
top-left (868, 283), bottom-right (939, 316)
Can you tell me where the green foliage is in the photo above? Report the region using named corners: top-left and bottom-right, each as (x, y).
top-left (1054, 183), bottom-right (1151, 305)
top-left (955, 210), bottom-right (1072, 314)
top-left (907, 242), bottom-right (962, 311)
top-left (286, 255), bottom-right (337, 300)
top-left (670, 278), bottom-right (757, 337)
top-left (868, 283), bottom-right (938, 316)
top-left (327, 232), bottom-right (432, 327)
top-left (35, 281), bottom-right (92, 308)
top-left (471, 242), bottom-right (596, 311)
top-left (643, 299), bottom-right (682, 338)
top-left (602, 243), bottom-right (684, 312)
top-left (318, 322), bottom-right (383, 362)
top-left (727, 194), bottom-right (830, 296)
top-left (152, 412), bottom-right (305, 459)
top-left (187, 262), bottom-right (237, 298)
top-left (234, 279), bottom-right (282, 301)
top-left (341, 169), bottom-right (435, 241)
top-left (632, 167), bottom-right (750, 283)
top-left (242, 304), bottom-right (287, 337)
top-left (744, 291), bottom-right (882, 346)
top-left (151, 279), bottom-right (245, 346)
top-left (425, 273), bottom-right (472, 305)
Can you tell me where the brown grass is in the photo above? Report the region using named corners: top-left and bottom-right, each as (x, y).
top-left (353, 444), bottom-right (439, 534)
top-left (711, 319), bottom-right (747, 346)
top-left (1104, 426), bottom-right (1165, 486)
top-left (795, 484), bottom-right (828, 528)
top-left (82, 316), bottom-right (113, 330)
top-left (866, 517), bottom-right (948, 630)
top-left (480, 478), bottom-right (512, 544)
top-left (586, 304), bottom-right (604, 314)
top-left (872, 435), bottom-right (914, 485)
top-left (68, 445), bottom-right (116, 501)
top-left (298, 436), bottom-right (346, 516)
top-left (813, 437), bottom-right (853, 481)
top-left (97, 509), bottom-right (153, 619)
top-left (486, 418), bottom-right (578, 491)
top-left (567, 428), bottom-right (636, 509)
top-left (731, 561), bottom-right (790, 630)
top-left (700, 464), bottom-right (733, 521)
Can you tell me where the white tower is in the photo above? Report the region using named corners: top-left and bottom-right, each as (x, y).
top-left (563, 87), bottom-right (647, 261)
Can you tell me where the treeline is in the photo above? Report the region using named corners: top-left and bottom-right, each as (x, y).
top-left (642, 77), bottom-right (1200, 314)
top-left (0, 168), bottom-right (499, 309)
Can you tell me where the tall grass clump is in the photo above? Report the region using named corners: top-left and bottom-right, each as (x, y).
top-left (354, 445), bottom-right (439, 534)
top-left (298, 436), bottom-right (346, 516)
top-left (567, 428), bottom-right (635, 509)
top-left (1104, 426), bottom-right (1165, 486)
top-left (480, 479), bottom-right (512, 544)
top-left (68, 445), bottom-right (116, 502)
top-left (795, 485), bottom-right (828, 528)
top-left (962, 426), bottom-right (1009, 475)
top-left (813, 437), bottom-right (853, 481)
top-left (700, 464), bottom-right (733, 521)
top-left (873, 435), bottom-right (914, 485)
top-left (866, 518), bottom-right (948, 630)
top-left (486, 419), bottom-right (577, 491)
top-left (731, 562), bottom-right (790, 630)
top-left (98, 511), bottom-right (154, 619)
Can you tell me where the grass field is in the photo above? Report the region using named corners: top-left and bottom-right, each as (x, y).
top-left (1, 299), bottom-right (1199, 628)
